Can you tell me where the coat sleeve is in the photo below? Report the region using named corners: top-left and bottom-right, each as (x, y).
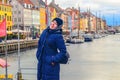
top-left (36, 29), bottom-right (46, 60)
top-left (36, 37), bottom-right (41, 60)
top-left (52, 34), bottom-right (67, 63)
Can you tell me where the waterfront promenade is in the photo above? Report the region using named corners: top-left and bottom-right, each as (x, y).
top-left (0, 34), bottom-right (120, 80)
top-left (0, 38), bottom-right (38, 54)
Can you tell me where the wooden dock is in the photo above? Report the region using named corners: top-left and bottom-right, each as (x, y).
top-left (0, 40), bottom-right (38, 54)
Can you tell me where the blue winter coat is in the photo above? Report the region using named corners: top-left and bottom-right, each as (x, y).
top-left (36, 27), bottom-right (67, 80)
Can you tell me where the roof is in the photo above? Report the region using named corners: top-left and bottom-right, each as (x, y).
top-left (18, 0), bottom-right (33, 5)
top-left (30, 0), bottom-right (39, 8)
top-left (49, 0), bottom-right (62, 12)
top-left (48, 0), bottom-right (63, 17)
top-left (30, 0), bottom-right (46, 8)
top-left (39, 0), bottom-right (45, 7)
top-left (23, 0), bottom-right (33, 5)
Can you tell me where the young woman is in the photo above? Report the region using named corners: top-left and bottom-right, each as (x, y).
top-left (36, 17), bottom-right (67, 80)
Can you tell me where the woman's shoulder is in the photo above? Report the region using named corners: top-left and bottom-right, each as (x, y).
top-left (41, 28), bottom-right (48, 35)
top-left (39, 29), bottom-right (48, 39)
top-left (53, 33), bottom-right (63, 40)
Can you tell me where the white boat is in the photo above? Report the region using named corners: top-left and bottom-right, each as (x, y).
top-left (66, 36), bottom-right (84, 44)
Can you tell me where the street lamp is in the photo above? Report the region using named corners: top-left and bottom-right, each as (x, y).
top-left (4, 13), bottom-right (8, 80)
top-left (16, 0), bottom-right (22, 79)
top-left (31, 9), bottom-right (34, 39)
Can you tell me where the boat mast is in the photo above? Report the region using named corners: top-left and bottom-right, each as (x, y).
top-left (88, 8), bottom-right (91, 33)
top-left (78, 5), bottom-right (80, 38)
top-left (71, 8), bottom-right (74, 38)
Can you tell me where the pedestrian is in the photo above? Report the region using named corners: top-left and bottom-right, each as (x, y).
top-left (36, 17), bottom-right (67, 80)
top-left (36, 32), bottom-right (39, 38)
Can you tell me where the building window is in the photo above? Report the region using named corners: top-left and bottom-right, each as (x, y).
top-left (10, 26), bottom-right (12, 30)
top-left (10, 8), bottom-right (12, 12)
top-left (18, 11), bottom-right (21, 14)
top-left (14, 11), bottom-right (17, 14)
top-left (7, 16), bottom-right (9, 21)
top-left (10, 16), bottom-right (11, 21)
top-left (26, 4), bottom-right (28, 8)
top-left (18, 18), bottom-right (21, 22)
top-left (24, 3), bottom-right (27, 8)
top-left (14, 18), bottom-right (17, 22)
top-left (4, 7), bottom-right (6, 11)
top-left (15, 5), bottom-right (17, 8)
top-left (2, 15), bottom-right (4, 20)
top-left (8, 8), bottom-right (9, 12)
top-left (28, 4), bottom-right (31, 8)
top-left (6, 8), bottom-right (8, 12)
top-left (2, 6), bottom-right (4, 11)
top-left (7, 27), bottom-right (9, 31)
top-left (1, 6), bottom-right (3, 11)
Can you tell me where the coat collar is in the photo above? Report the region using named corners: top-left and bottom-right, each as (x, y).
top-left (46, 26), bottom-right (62, 34)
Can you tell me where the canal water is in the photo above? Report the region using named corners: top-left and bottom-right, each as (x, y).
top-left (1, 34), bottom-right (120, 80)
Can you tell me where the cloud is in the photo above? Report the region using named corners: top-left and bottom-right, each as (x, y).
top-left (90, 0), bottom-right (120, 11)
top-left (46, 0), bottom-right (120, 13)
top-left (45, 0), bottom-right (120, 14)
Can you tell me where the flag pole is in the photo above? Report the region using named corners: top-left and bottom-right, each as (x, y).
top-left (4, 13), bottom-right (8, 80)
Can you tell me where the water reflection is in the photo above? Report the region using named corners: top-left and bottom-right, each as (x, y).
top-left (61, 34), bottom-right (120, 80)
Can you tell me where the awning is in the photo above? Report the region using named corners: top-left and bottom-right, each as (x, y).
top-left (12, 29), bottom-right (25, 33)
top-left (0, 58), bottom-right (10, 68)
top-left (7, 31), bottom-right (12, 34)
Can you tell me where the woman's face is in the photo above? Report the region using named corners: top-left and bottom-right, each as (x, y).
top-left (50, 20), bottom-right (58, 29)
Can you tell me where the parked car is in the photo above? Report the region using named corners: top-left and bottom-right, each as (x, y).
top-left (83, 33), bottom-right (93, 42)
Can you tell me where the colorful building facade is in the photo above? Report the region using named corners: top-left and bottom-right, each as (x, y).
top-left (49, 7), bottom-right (57, 21)
top-left (40, 7), bottom-right (46, 33)
top-left (0, 0), bottom-right (12, 33)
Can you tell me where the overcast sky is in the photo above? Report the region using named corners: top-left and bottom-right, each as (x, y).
top-left (44, 0), bottom-right (120, 26)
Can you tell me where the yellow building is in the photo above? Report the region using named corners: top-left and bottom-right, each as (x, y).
top-left (61, 12), bottom-right (68, 31)
top-left (80, 18), bottom-right (84, 31)
top-left (49, 7), bottom-right (57, 20)
top-left (101, 19), bottom-right (105, 31)
top-left (0, 0), bottom-right (12, 34)
top-left (40, 7), bottom-right (46, 33)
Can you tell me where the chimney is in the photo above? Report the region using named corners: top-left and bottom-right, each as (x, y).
top-left (57, 4), bottom-right (59, 7)
top-left (52, 0), bottom-right (55, 3)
